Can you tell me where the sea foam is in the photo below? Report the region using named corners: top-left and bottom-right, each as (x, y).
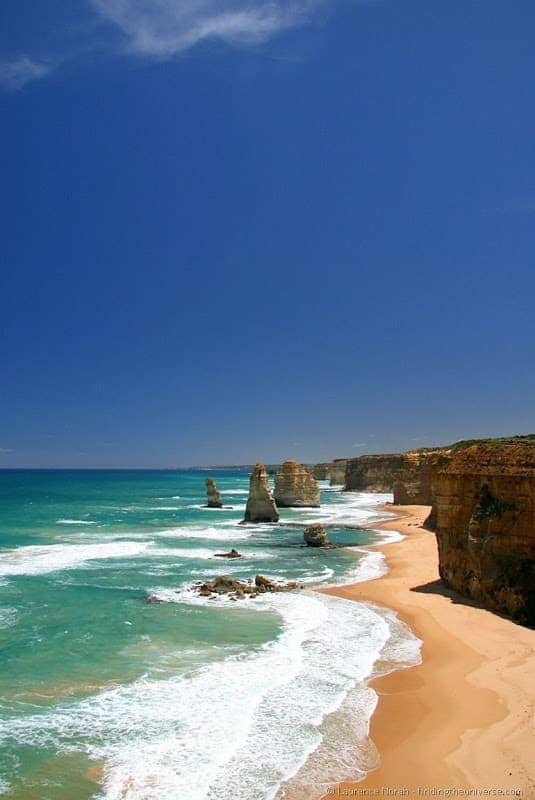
top-left (0, 541), bottom-right (151, 577)
top-left (0, 591), bottom-right (420, 800)
top-left (0, 479), bottom-right (420, 800)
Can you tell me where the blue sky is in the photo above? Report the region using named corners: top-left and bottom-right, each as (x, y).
top-left (1, 1), bottom-right (534, 467)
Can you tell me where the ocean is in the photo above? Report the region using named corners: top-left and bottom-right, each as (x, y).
top-left (0, 469), bottom-right (421, 800)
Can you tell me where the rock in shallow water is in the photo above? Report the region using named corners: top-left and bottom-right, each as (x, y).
top-left (195, 574), bottom-right (301, 600)
top-left (303, 524), bottom-right (331, 547)
top-left (214, 548), bottom-right (242, 559)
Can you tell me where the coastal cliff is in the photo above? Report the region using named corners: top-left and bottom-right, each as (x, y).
top-left (432, 438), bottom-right (535, 625)
top-left (329, 459), bottom-right (347, 486)
top-left (274, 461), bottom-right (320, 507)
top-left (243, 463), bottom-right (279, 523)
top-left (340, 435), bottom-right (535, 624)
top-left (344, 454), bottom-right (404, 492)
top-left (311, 463), bottom-right (330, 480)
top-left (343, 449), bottom-right (449, 503)
top-left (309, 459), bottom-right (347, 483)
top-left (392, 450), bottom-right (450, 505)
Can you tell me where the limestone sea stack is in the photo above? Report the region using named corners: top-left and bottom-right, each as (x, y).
top-left (205, 477), bottom-right (223, 508)
top-left (274, 460), bottom-right (320, 507)
top-left (243, 464), bottom-right (279, 523)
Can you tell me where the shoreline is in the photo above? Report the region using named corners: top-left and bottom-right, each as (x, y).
top-left (316, 503), bottom-right (535, 798)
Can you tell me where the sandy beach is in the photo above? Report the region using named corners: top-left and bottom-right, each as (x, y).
top-left (320, 504), bottom-right (535, 799)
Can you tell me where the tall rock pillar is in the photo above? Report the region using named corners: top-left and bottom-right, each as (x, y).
top-left (243, 464), bottom-right (279, 523)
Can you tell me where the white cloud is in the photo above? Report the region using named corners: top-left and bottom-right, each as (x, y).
top-left (0, 1), bottom-right (329, 91)
top-left (0, 57), bottom-right (52, 90)
top-left (89, 0), bottom-right (320, 57)
top-left (0, 448), bottom-right (14, 455)
top-left (352, 442), bottom-right (366, 448)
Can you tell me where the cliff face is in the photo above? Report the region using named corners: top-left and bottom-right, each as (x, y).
top-left (344, 449), bottom-right (449, 502)
top-left (274, 461), bottom-right (320, 507)
top-left (433, 441), bottom-right (535, 625)
top-left (309, 459), bottom-right (348, 483)
top-left (311, 463), bottom-right (330, 480)
top-left (243, 464), bottom-right (279, 523)
top-left (329, 459), bottom-right (347, 486)
top-left (344, 454), bottom-right (404, 492)
top-left (392, 450), bottom-right (451, 505)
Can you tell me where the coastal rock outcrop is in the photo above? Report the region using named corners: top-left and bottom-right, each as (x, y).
top-left (243, 464), bottom-right (279, 523)
top-left (214, 549), bottom-right (242, 559)
top-left (432, 438), bottom-right (535, 625)
top-left (274, 460), bottom-right (320, 508)
top-left (205, 477), bottom-right (223, 508)
top-left (303, 524), bottom-right (330, 547)
top-left (195, 574), bottom-right (300, 599)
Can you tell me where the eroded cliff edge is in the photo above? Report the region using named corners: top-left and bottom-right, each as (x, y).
top-left (431, 438), bottom-right (535, 626)
top-left (343, 450), bottom-right (449, 502)
top-left (344, 453), bottom-right (404, 492)
top-left (309, 458), bottom-right (347, 484)
top-left (313, 435), bottom-right (535, 625)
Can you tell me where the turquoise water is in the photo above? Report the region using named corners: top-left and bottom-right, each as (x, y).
top-left (0, 470), bottom-right (420, 800)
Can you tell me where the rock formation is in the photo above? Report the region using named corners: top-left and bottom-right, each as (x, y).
top-left (311, 463), bottom-right (331, 480)
top-left (344, 449), bottom-right (449, 502)
top-left (205, 477), bottom-right (223, 508)
top-left (344, 454), bottom-right (404, 492)
top-left (274, 460), bottom-right (320, 507)
top-left (313, 436), bottom-right (534, 624)
top-left (309, 459), bottom-right (348, 484)
top-left (243, 463), bottom-right (279, 523)
top-left (214, 549), bottom-right (242, 559)
top-left (303, 524), bottom-right (330, 547)
top-left (329, 459), bottom-right (347, 486)
top-left (392, 450), bottom-right (451, 505)
top-left (195, 574), bottom-right (300, 599)
top-left (432, 438), bottom-right (535, 625)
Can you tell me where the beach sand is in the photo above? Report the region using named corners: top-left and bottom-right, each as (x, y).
top-left (320, 504), bottom-right (535, 799)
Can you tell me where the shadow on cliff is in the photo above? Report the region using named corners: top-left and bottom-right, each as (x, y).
top-left (410, 580), bottom-right (534, 630)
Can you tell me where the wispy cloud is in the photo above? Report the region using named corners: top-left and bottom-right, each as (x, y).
top-left (0, 447), bottom-right (14, 455)
top-left (0, 57), bottom-right (52, 91)
top-left (1, 1), bottom-right (327, 91)
top-left (89, 0), bottom-right (320, 57)
top-left (352, 442), bottom-right (366, 448)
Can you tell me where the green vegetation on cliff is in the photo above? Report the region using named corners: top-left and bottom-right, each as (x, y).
top-left (411, 434), bottom-right (535, 455)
